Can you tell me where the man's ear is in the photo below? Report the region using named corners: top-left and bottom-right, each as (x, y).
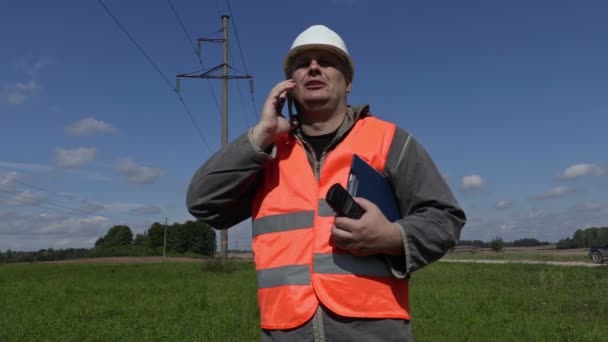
top-left (346, 81), bottom-right (353, 93)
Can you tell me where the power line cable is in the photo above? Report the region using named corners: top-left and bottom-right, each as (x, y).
top-left (11, 179), bottom-right (102, 214)
top-left (215, 0), bottom-right (257, 126)
top-left (215, 0), bottom-right (224, 16)
top-left (97, 0), bottom-right (214, 154)
top-left (166, 0), bottom-right (222, 119)
top-left (226, 0), bottom-right (249, 76)
top-left (0, 190), bottom-right (86, 215)
top-left (226, 0), bottom-right (258, 117)
top-left (228, 54), bottom-right (256, 127)
top-left (0, 188), bottom-right (94, 215)
top-left (0, 192), bottom-right (61, 213)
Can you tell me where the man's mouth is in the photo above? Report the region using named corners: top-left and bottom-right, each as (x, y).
top-left (304, 80), bottom-right (326, 89)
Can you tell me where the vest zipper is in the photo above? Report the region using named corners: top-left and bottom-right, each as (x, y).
top-left (295, 128), bottom-right (346, 182)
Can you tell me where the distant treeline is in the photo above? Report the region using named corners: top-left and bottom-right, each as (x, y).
top-left (456, 238), bottom-right (551, 248)
top-left (0, 220), bottom-right (216, 264)
top-left (556, 227), bottom-right (608, 249)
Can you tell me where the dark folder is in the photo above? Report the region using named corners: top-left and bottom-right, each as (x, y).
top-left (347, 155), bottom-right (401, 222)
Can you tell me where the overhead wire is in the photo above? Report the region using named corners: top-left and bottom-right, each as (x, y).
top-left (229, 54), bottom-right (256, 127)
top-left (10, 179), bottom-right (102, 214)
top-left (96, 0), bottom-right (214, 154)
top-left (0, 188), bottom-right (91, 214)
top-left (0, 192), bottom-right (65, 213)
top-left (166, 0), bottom-right (222, 120)
top-left (216, 0), bottom-right (257, 127)
top-left (226, 0), bottom-right (259, 122)
top-left (0, 189), bottom-right (89, 215)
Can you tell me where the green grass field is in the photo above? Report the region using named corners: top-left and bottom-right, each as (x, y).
top-left (1, 261), bottom-right (606, 341)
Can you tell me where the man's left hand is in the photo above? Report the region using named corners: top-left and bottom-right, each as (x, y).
top-left (331, 197), bottom-right (404, 256)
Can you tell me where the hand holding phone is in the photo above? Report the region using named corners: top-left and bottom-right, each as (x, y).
top-left (252, 80), bottom-right (296, 150)
top-left (325, 183), bottom-right (365, 219)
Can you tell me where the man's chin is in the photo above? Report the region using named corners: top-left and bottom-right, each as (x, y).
top-left (299, 98), bottom-right (331, 111)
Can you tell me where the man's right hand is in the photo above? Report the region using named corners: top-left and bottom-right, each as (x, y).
top-left (251, 80), bottom-right (297, 150)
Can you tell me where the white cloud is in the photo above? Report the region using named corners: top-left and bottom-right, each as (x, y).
top-left (37, 215), bottom-right (110, 234)
top-left (55, 147), bottom-right (96, 169)
top-left (1, 80), bottom-right (39, 106)
top-left (103, 202), bottom-right (141, 212)
top-left (0, 189), bottom-right (46, 206)
top-left (573, 202), bottom-right (608, 216)
top-left (102, 202), bottom-right (162, 215)
top-left (24, 59), bottom-right (49, 78)
top-left (0, 161), bottom-right (51, 172)
top-left (527, 209), bottom-right (547, 220)
top-left (496, 200), bottom-right (513, 210)
top-left (67, 169), bottom-right (112, 181)
top-left (1, 60), bottom-right (48, 106)
top-left (499, 224), bottom-right (514, 233)
top-left (65, 117), bottom-right (117, 136)
top-left (531, 186), bottom-right (576, 200)
top-left (0, 171), bottom-right (19, 191)
top-left (0, 207), bottom-right (189, 251)
top-left (78, 200), bottom-right (105, 214)
top-left (1, 89), bottom-right (26, 105)
top-left (461, 174), bottom-right (484, 190)
top-left (115, 158), bottom-right (161, 184)
top-left (0, 161), bottom-right (111, 182)
top-left (131, 205), bottom-right (162, 215)
top-left (14, 80), bottom-right (38, 91)
top-left (557, 163), bottom-right (604, 180)
top-left (0, 212), bottom-right (112, 251)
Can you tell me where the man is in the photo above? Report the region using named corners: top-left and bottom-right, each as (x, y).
top-left (187, 24), bottom-right (466, 341)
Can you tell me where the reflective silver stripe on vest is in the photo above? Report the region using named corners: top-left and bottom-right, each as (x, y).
top-left (252, 211), bottom-right (314, 237)
top-left (313, 253), bottom-right (392, 277)
top-left (257, 265), bottom-right (311, 289)
top-left (317, 199), bottom-right (335, 217)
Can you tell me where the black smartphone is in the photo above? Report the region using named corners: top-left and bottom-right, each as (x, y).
top-left (325, 183), bottom-right (365, 219)
top-left (287, 92), bottom-right (295, 122)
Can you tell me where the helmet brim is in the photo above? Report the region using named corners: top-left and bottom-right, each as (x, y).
top-left (283, 44), bottom-right (354, 81)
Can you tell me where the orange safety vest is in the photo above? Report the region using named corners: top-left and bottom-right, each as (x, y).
top-left (251, 116), bottom-right (410, 330)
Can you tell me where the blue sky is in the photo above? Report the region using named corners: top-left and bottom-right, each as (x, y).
top-left (1, 0), bottom-right (607, 251)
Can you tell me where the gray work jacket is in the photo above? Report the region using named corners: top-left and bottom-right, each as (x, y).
top-left (187, 104), bottom-right (466, 341)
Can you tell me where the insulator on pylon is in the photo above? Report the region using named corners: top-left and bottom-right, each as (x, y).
top-left (196, 41), bottom-right (201, 56)
top-left (176, 78), bottom-right (181, 93)
top-left (249, 79), bottom-right (254, 94)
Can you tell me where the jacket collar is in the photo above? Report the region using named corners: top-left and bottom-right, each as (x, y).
top-left (293, 104), bottom-right (371, 142)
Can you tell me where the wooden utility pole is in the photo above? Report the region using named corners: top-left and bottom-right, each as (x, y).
top-left (176, 15), bottom-right (252, 264)
top-left (220, 15), bottom-right (229, 264)
top-left (163, 217), bottom-right (168, 262)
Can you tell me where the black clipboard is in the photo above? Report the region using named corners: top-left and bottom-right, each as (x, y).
top-left (347, 155), bottom-right (401, 222)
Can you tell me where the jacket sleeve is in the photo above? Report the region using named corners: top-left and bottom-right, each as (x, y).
top-left (384, 127), bottom-right (466, 277)
top-left (186, 128), bottom-right (274, 229)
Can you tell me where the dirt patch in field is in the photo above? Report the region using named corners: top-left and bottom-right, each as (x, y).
top-left (453, 245), bottom-right (589, 256)
top-left (11, 246), bottom-right (593, 265)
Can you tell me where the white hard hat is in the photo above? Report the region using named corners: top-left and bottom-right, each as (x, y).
top-left (283, 25), bottom-right (354, 80)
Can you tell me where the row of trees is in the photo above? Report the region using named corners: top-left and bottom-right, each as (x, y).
top-left (456, 238), bottom-right (551, 248)
top-left (0, 248), bottom-right (91, 264)
top-left (456, 226), bottom-right (608, 251)
top-left (0, 220), bottom-right (216, 264)
top-left (556, 227), bottom-right (608, 249)
top-left (92, 220), bottom-right (216, 256)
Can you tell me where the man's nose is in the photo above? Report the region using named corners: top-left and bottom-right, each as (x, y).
top-left (307, 59), bottom-right (321, 74)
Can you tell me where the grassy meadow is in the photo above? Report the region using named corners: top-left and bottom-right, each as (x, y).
top-left (0, 261), bottom-right (606, 341)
